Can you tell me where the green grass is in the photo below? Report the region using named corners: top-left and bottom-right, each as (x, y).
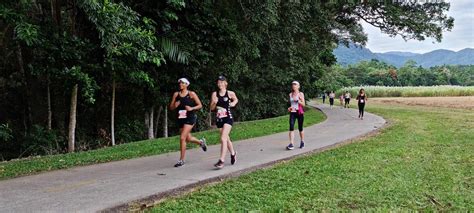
top-left (337, 85), bottom-right (474, 97)
top-left (0, 107), bottom-right (325, 180)
top-left (151, 103), bottom-right (473, 211)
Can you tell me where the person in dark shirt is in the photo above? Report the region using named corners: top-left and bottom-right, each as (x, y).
top-left (356, 88), bottom-right (368, 120)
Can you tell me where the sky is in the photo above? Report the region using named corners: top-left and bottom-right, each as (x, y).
top-left (363, 0), bottom-right (474, 54)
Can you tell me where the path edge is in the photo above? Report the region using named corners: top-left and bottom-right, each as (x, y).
top-left (102, 105), bottom-right (388, 213)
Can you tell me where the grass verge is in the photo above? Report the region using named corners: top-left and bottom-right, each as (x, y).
top-left (151, 103), bottom-right (473, 211)
top-left (0, 107), bottom-right (325, 180)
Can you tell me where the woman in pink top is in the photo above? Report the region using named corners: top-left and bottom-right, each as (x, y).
top-left (286, 81), bottom-right (305, 150)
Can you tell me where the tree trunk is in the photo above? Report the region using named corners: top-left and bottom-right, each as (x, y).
top-left (68, 84), bottom-right (78, 152)
top-left (145, 110), bottom-right (149, 138)
top-left (154, 106), bottom-right (163, 138)
top-left (110, 79), bottom-right (116, 146)
top-left (70, 0), bottom-right (76, 34)
top-left (147, 105), bottom-right (154, 139)
top-left (50, 0), bottom-right (55, 20)
top-left (15, 42), bottom-right (32, 134)
top-left (47, 74), bottom-right (52, 130)
top-left (55, 0), bottom-right (61, 28)
top-left (50, 0), bottom-right (61, 30)
top-left (163, 107), bottom-right (168, 138)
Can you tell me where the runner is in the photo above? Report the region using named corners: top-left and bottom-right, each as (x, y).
top-left (329, 91), bottom-right (335, 108)
top-left (344, 91), bottom-right (351, 108)
top-left (210, 76), bottom-right (237, 169)
top-left (169, 78), bottom-right (207, 167)
top-left (356, 88), bottom-right (368, 120)
top-left (286, 81), bottom-right (305, 150)
top-left (322, 92), bottom-right (326, 104)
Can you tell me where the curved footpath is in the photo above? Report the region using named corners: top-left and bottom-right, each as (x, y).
top-left (0, 102), bottom-right (386, 212)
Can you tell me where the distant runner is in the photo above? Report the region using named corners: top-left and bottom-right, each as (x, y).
top-left (329, 91), bottom-right (335, 108)
top-left (344, 91), bottom-right (351, 108)
top-left (287, 81), bottom-right (305, 150)
top-left (169, 78), bottom-right (207, 167)
top-left (210, 76), bottom-right (238, 169)
top-left (356, 88), bottom-right (368, 120)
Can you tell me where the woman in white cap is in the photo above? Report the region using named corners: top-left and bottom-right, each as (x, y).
top-left (287, 81), bottom-right (305, 150)
top-left (169, 77), bottom-right (207, 167)
top-left (210, 75), bottom-right (238, 169)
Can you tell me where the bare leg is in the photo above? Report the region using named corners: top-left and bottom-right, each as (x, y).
top-left (219, 124), bottom-right (234, 161)
top-left (299, 130), bottom-right (304, 142)
top-left (186, 133), bottom-right (202, 145)
top-left (227, 136), bottom-right (235, 155)
top-left (179, 125), bottom-right (194, 161)
top-left (289, 130), bottom-right (295, 145)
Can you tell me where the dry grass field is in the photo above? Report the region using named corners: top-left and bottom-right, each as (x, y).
top-left (368, 96), bottom-right (474, 110)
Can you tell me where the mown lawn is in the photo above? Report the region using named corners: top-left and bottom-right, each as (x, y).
top-left (0, 107), bottom-right (325, 180)
top-left (151, 103), bottom-right (473, 211)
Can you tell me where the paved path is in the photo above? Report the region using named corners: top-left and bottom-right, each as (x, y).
top-left (0, 103), bottom-right (386, 212)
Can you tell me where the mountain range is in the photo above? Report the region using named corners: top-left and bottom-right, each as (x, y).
top-left (333, 44), bottom-right (474, 67)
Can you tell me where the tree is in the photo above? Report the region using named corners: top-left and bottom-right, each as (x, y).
top-left (0, 0), bottom-right (456, 159)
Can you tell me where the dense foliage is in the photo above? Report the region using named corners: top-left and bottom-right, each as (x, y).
top-left (317, 60), bottom-right (474, 93)
top-left (0, 0), bottom-right (454, 160)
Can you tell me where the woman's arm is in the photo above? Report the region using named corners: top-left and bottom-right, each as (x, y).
top-left (187, 91), bottom-right (202, 111)
top-left (287, 93), bottom-right (292, 112)
top-left (229, 91), bottom-right (239, 107)
top-left (210, 92), bottom-right (218, 111)
top-left (299, 92), bottom-right (306, 107)
top-left (169, 92), bottom-right (179, 110)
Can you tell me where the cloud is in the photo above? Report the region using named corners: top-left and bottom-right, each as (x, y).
top-left (363, 0), bottom-right (474, 53)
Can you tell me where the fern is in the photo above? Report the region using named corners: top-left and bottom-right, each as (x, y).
top-left (159, 37), bottom-right (189, 64)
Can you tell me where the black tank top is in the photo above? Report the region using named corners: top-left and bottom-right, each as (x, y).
top-left (357, 94), bottom-right (366, 104)
top-left (216, 90), bottom-right (232, 119)
top-left (175, 91), bottom-right (195, 119)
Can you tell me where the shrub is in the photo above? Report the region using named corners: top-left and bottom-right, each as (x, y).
top-left (0, 123), bottom-right (13, 143)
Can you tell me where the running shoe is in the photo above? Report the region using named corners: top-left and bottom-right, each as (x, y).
top-left (299, 141), bottom-right (305, 149)
top-left (214, 160), bottom-right (224, 169)
top-left (231, 152), bottom-right (237, 165)
top-left (200, 138), bottom-right (207, 152)
top-left (174, 160), bottom-right (185, 167)
top-left (286, 143), bottom-right (294, 150)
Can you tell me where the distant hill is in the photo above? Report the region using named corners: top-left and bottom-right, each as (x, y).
top-left (333, 44), bottom-right (474, 67)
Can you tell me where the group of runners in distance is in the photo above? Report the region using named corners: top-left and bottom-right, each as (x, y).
top-left (169, 76), bottom-right (366, 168)
top-left (321, 89), bottom-right (368, 119)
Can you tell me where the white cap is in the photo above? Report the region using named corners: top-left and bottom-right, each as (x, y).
top-left (291, 81), bottom-right (300, 86)
top-left (178, 78), bottom-right (190, 85)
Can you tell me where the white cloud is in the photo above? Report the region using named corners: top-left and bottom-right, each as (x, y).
top-left (363, 0), bottom-right (474, 53)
